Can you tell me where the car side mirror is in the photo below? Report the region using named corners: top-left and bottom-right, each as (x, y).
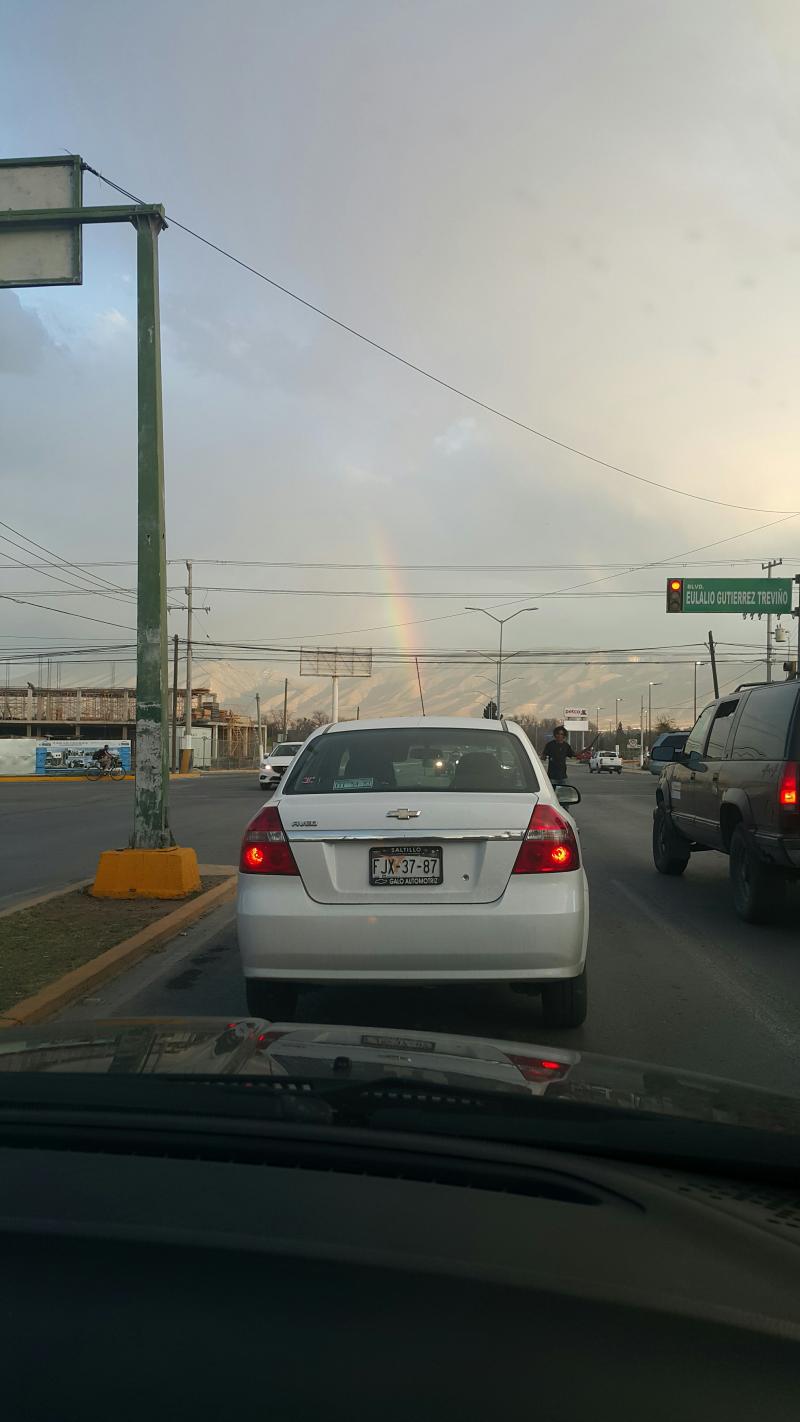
top-left (686, 749), bottom-right (705, 771)
top-left (554, 783), bottom-right (581, 807)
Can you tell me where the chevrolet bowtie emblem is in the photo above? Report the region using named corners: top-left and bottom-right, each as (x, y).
top-left (386, 808), bottom-right (421, 820)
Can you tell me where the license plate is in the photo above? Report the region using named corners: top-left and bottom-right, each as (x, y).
top-left (369, 844), bottom-right (443, 886)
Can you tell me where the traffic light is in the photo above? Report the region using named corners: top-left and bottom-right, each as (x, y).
top-left (483, 700), bottom-right (499, 719)
top-left (666, 577), bottom-right (683, 613)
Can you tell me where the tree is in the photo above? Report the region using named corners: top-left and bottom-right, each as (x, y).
top-left (654, 715), bottom-right (677, 735)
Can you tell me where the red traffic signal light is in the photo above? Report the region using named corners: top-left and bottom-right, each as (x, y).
top-left (666, 578), bottom-right (683, 613)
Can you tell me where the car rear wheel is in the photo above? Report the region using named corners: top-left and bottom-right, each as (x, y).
top-left (652, 805), bottom-right (690, 876)
top-left (540, 967), bottom-right (587, 1029)
top-left (729, 824), bottom-right (787, 924)
top-left (245, 978), bottom-right (299, 1021)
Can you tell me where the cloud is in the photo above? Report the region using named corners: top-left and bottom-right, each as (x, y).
top-left (0, 293), bottom-right (56, 374)
top-left (434, 417), bottom-right (478, 456)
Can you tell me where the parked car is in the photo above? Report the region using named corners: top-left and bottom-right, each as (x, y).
top-left (589, 749), bottom-right (622, 774)
top-left (646, 731), bottom-right (688, 774)
top-left (238, 717), bottom-right (589, 1028)
top-left (259, 742), bottom-right (303, 789)
top-left (652, 680), bottom-right (800, 921)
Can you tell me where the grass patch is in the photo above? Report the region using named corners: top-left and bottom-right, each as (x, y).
top-left (0, 879), bottom-right (219, 1015)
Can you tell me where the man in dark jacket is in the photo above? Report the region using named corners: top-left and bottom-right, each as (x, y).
top-left (542, 726), bottom-right (575, 785)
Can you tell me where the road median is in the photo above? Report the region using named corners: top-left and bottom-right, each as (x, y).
top-left (0, 869), bottom-right (236, 1028)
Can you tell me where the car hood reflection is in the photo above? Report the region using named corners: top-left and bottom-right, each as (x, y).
top-left (0, 1017), bottom-right (798, 1134)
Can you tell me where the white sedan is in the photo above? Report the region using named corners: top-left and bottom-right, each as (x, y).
top-left (259, 742), bottom-right (303, 789)
top-left (238, 717), bottom-right (588, 1028)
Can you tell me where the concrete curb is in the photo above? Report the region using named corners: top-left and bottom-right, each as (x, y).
top-left (0, 879), bottom-right (92, 920)
top-left (0, 874), bottom-right (237, 1029)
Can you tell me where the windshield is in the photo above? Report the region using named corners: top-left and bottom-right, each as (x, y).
top-left (2, 4), bottom-right (800, 1179)
top-left (282, 728), bottom-right (538, 794)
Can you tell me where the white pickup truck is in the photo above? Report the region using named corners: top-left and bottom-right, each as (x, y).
top-left (589, 749), bottom-right (622, 775)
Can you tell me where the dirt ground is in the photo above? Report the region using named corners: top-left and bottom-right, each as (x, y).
top-left (0, 879), bottom-right (217, 1014)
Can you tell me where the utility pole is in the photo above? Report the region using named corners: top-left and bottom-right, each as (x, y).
top-left (133, 211), bottom-right (173, 847)
top-left (182, 559), bottom-right (193, 771)
top-left (707, 631), bottom-right (719, 697)
top-left (763, 558), bottom-right (782, 683)
top-left (639, 695), bottom-right (645, 768)
top-left (648, 682), bottom-right (662, 748)
top-left (415, 656), bottom-right (426, 716)
top-left (331, 675), bottom-right (339, 723)
top-left (694, 660), bottom-right (701, 722)
top-left (171, 633), bottom-right (179, 773)
top-left (282, 678), bottom-right (288, 739)
top-left (255, 692), bottom-right (262, 762)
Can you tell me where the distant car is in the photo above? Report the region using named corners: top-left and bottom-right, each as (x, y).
top-left (239, 717), bottom-right (589, 1028)
top-left (589, 749), bottom-right (622, 775)
top-left (646, 732), bottom-right (688, 774)
top-left (259, 742), bottom-right (303, 789)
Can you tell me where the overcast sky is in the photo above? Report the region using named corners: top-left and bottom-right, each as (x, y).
top-left (2, 0), bottom-right (800, 728)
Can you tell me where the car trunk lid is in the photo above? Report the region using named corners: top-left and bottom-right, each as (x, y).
top-left (280, 791), bottom-right (538, 904)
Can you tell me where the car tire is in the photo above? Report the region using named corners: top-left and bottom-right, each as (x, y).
top-left (245, 978), bottom-right (299, 1021)
top-left (729, 824), bottom-right (787, 924)
top-left (652, 805), bottom-right (690, 875)
top-left (540, 968), bottom-right (587, 1029)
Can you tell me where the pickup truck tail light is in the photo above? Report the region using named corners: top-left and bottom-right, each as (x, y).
top-left (779, 763), bottom-right (799, 810)
top-left (512, 804), bottom-right (580, 874)
top-left (240, 805), bottom-right (299, 875)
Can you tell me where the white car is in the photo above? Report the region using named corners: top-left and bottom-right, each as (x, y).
top-left (238, 717), bottom-right (589, 1028)
top-left (589, 749), bottom-right (622, 775)
top-left (259, 742), bottom-right (303, 789)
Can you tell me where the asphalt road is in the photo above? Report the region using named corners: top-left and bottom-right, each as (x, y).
top-left (51, 766), bottom-right (800, 1096)
top-left (0, 773), bottom-right (259, 908)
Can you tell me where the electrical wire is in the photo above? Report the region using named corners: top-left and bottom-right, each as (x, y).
top-left (84, 162), bottom-right (799, 518)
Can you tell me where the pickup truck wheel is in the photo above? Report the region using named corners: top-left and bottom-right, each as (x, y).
top-left (541, 967), bottom-right (587, 1029)
top-left (652, 805), bottom-right (690, 875)
top-left (729, 824), bottom-right (786, 924)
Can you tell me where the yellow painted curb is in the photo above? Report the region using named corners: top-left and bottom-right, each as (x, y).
top-left (91, 846), bottom-right (201, 900)
top-left (0, 875), bottom-right (236, 1029)
top-left (0, 775), bottom-right (135, 783)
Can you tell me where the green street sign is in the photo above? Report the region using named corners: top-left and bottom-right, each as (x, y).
top-left (666, 577), bottom-right (793, 614)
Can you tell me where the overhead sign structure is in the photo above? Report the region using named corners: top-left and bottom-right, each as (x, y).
top-left (0, 156), bottom-right (83, 287)
top-left (563, 706), bottom-right (590, 731)
top-left (0, 154), bottom-right (200, 898)
top-left (666, 577), bottom-right (793, 615)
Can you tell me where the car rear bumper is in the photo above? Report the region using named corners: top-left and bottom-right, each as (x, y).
top-left (754, 831), bottom-right (800, 870)
top-left (237, 872), bottom-right (589, 983)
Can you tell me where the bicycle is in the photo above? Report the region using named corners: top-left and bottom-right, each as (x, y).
top-left (85, 759), bottom-right (126, 781)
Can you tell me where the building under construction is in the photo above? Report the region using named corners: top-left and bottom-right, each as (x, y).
top-left (0, 685), bottom-right (259, 766)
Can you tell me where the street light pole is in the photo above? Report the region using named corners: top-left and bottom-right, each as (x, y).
top-left (694, 660), bottom-right (702, 722)
top-left (465, 606), bottom-right (538, 717)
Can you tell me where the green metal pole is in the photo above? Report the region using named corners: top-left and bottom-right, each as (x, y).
top-left (133, 211), bottom-right (172, 849)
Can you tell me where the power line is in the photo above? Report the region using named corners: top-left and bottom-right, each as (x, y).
top-left (84, 161), bottom-right (799, 518)
top-left (0, 518), bottom-right (137, 602)
top-left (0, 593), bottom-right (135, 632)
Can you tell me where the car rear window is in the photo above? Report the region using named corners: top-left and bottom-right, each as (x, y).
top-left (730, 684), bottom-right (800, 761)
top-left (282, 728), bottom-right (539, 794)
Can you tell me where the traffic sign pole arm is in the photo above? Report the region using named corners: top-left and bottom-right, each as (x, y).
top-left (133, 212), bottom-right (173, 849)
top-left (0, 204), bottom-right (167, 228)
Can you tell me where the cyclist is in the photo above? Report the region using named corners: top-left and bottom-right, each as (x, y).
top-left (93, 744), bottom-right (114, 770)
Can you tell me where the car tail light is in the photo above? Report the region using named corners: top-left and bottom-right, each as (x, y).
top-left (506, 1053), bottom-right (571, 1083)
top-left (512, 804), bottom-right (579, 874)
top-left (779, 762), bottom-right (798, 809)
top-left (240, 805), bottom-right (299, 875)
